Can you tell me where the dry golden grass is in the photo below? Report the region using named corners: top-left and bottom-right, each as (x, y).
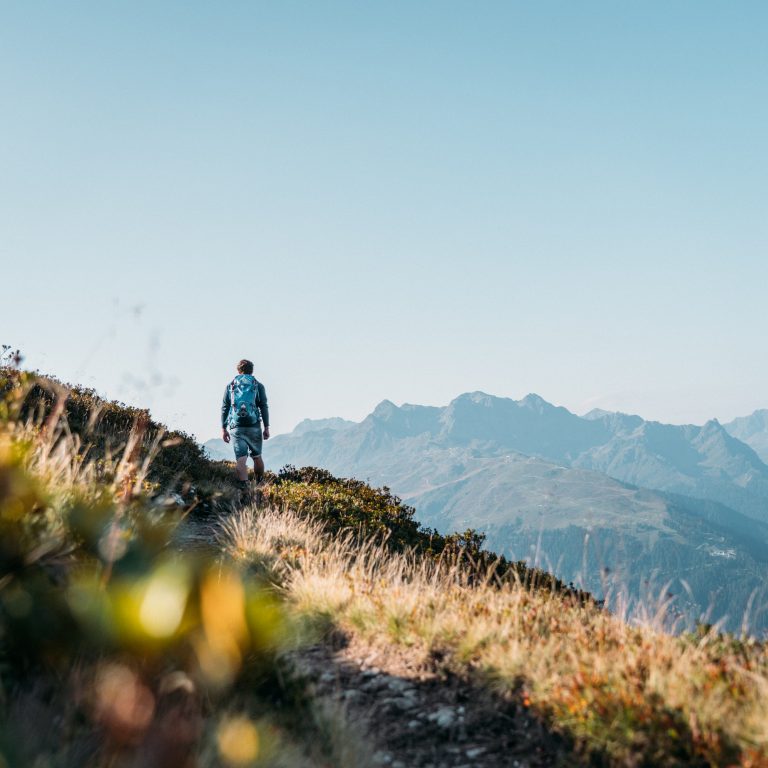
top-left (5, 371), bottom-right (768, 766)
top-left (220, 505), bottom-right (768, 767)
top-left (0, 405), bottom-right (375, 768)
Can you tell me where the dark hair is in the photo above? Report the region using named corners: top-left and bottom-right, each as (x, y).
top-left (237, 359), bottom-right (254, 374)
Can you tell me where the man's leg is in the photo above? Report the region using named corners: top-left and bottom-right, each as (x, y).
top-left (235, 456), bottom-right (249, 482)
top-left (230, 431), bottom-right (249, 483)
top-left (252, 455), bottom-right (265, 483)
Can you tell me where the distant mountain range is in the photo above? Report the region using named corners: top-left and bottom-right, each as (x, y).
top-left (204, 395), bottom-right (768, 633)
top-left (724, 409), bottom-right (768, 464)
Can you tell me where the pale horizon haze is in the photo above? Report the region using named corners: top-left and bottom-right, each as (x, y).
top-left (2, 2), bottom-right (767, 441)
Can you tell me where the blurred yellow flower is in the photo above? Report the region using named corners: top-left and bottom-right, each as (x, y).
top-left (138, 563), bottom-right (190, 638)
top-left (197, 567), bottom-right (249, 685)
top-left (217, 715), bottom-right (260, 766)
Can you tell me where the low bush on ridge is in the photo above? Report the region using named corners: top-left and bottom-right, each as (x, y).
top-left (263, 465), bottom-right (596, 603)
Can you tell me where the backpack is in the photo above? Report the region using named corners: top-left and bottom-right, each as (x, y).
top-left (228, 374), bottom-right (261, 428)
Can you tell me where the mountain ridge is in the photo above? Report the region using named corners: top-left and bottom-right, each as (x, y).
top-left (724, 408), bottom-right (768, 464)
top-left (259, 392), bottom-right (768, 520)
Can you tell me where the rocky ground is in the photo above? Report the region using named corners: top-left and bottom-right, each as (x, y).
top-left (289, 636), bottom-right (581, 768)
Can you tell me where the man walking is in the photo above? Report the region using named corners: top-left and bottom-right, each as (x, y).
top-left (221, 359), bottom-right (270, 493)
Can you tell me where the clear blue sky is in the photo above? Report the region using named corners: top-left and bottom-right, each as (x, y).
top-left (2, 1), bottom-right (767, 440)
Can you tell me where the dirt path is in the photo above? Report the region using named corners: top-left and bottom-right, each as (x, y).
top-left (289, 636), bottom-right (582, 768)
top-left (178, 512), bottom-right (584, 767)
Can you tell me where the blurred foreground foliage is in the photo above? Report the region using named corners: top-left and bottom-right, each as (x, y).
top-left (0, 368), bottom-right (352, 767)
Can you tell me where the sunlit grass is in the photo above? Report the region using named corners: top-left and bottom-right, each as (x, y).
top-left (221, 505), bottom-right (768, 767)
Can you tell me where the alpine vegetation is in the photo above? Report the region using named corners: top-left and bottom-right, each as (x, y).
top-left (257, 393), bottom-right (768, 635)
top-left (2, 367), bottom-right (768, 767)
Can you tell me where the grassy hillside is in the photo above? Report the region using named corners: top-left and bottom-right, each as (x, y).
top-left (2, 368), bottom-right (768, 767)
top-left (222, 507), bottom-right (768, 767)
top-left (260, 398), bottom-right (768, 636)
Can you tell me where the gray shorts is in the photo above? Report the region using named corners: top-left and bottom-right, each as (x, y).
top-left (231, 426), bottom-right (263, 459)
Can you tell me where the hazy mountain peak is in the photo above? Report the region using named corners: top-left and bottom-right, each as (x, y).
top-left (725, 409), bottom-right (768, 434)
top-left (291, 417), bottom-right (356, 436)
top-left (696, 419), bottom-right (731, 443)
top-left (583, 408), bottom-right (645, 432)
top-left (450, 391), bottom-right (495, 405)
top-left (372, 399), bottom-right (398, 417)
top-left (744, 408), bottom-right (768, 424)
top-left (362, 398), bottom-right (443, 438)
top-left (583, 408), bottom-right (614, 420)
top-left (519, 393), bottom-right (555, 413)
top-left (723, 410), bottom-right (768, 464)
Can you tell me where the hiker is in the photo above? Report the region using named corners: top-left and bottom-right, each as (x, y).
top-left (221, 359), bottom-right (270, 491)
